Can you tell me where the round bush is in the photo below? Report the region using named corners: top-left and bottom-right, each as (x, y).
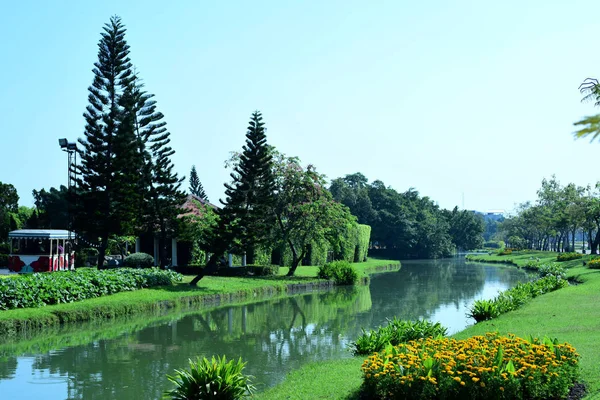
top-left (124, 252), bottom-right (154, 268)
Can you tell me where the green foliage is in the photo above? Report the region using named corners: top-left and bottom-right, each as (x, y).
top-left (556, 252), bottom-right (583, 262)
top-left (307, 240), bottom-right (328, 266)
top-left (331, 174), bottom-right (455, 259)
top-left (444, 206), bottom-right (485, 250)
top-left (123, 252), bottom-right (155, 268)
top-left (0, 243), bottom-right (10, 254)
top-left (188, 165), bottom-right (208, 201)
top-left (588, 258), bottom-right (600, 269)
top-left (361, 334), bottom-right (579, 400)
top-left (0, 254), bottom-right (7, 267)
top-left (0, 181), bottom-right (19, 238)
top-left (165, 355), bottom-right (255, 399)
top-left (538, 263), bottom-right (567, 279)
top-left (0, 268), bottom-right (182, 310)
top-left (317, 260), bottom-right (358, 285)
top-left (246, 265), bottom-right (279, 276)
top-left (497, 249), bottom-right (512, 256)
top-left (31, 186), bottom-right (69, 229)
top-left (355, 224), bottom-right (371, 262)
top-left (350, 318), bottom-right (448, 356)
top-left (483, 240), bottom-right (505, 249)
top-left (468, 274), bottom-right (569, 322)
top-left (75, 247), bottom-right (99, 267)
top-left (217, 111), bottom-right (275, 255)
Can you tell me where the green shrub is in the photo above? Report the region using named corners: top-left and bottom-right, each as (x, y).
top-left (468, 275), bottom-right (568, 323)
top-left (350, 318), bottom-right (447, 355)
top-left (588, 258), bottom-right (600, 269)
top-left (317, 260), bottom-right (358, 285)
top-left (523, 259), bottom-right (540, 270)
top-left (75, 247), bottom-right (99, 267)
top-left (467, 299), bottom-right (499, 322)
top-left (361, 333), bottom-right (579, 400)
top-left (123, 252), bottom-right (154, 268)
top-left (538, 263), bottom-right (567, 279)
top-left (0, 253), bottom-right (8, 268)
top-left (246, 265), bottom-right (279, 276)
top-left (483, 240), bottom-right (505, 249)
top-left (0, 268), bottom-right (182, 310)
top-left (165, 355), bottom-right (255, 400)
top-left (556, 252), bottom-right (582, 262)
top-left (497, 249), bottom-right (512, 256)
top-left (0, 243), bottom-right (10, 254)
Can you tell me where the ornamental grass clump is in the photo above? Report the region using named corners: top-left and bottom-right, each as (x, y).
top-left (165, 355), bottom-right (255, 400)
top-left (361, 333), bottom-right (579, 400)
top-left (350, 318), bottom-right (448, 356)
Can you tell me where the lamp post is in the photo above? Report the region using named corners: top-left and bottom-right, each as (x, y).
top-left (58, 138), bottom-right (77, 253)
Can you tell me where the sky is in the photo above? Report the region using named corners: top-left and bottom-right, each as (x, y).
top-left (2, 0), bottom-right (600, 214)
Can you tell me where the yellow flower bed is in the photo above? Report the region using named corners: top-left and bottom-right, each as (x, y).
top-left (361, 333), bottom-right (579, 399)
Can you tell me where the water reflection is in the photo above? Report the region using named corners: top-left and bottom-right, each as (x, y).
top-left (0, 259), bottom-right (529, 399)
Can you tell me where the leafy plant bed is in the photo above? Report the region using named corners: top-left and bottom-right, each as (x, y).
top-left (0, 268), bottom-right (182, 310)
top-left (468, 271), bottom-right (568, 322)
top-left (361, 333), bottom-right (579, 400)
top-left (350, 318), bottom-right (447, 355)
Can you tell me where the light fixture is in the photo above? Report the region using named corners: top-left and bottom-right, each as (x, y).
top-left (58, 138), bottom-right (68, 148)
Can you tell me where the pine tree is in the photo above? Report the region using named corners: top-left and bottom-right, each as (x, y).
top-left (146, 117), bottom-right (186, 267)
top-left (189, 165), bottom-right (208, 201)
top-left (75, 16), bottom-right (140, 268)
top-left (221, 111), bottom-right (275, 250)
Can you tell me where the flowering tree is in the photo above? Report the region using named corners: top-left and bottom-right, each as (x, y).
top-left (271, 153), bottom-right (356, 276)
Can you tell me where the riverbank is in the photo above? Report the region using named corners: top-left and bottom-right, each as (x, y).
top-left (256, 252), bottom-right (600, 400)
top-left (0, 259), bottom-right (400, 338)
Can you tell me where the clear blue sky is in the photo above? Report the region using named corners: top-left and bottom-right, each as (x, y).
top-left (2, 0), bottom-right (600, 213)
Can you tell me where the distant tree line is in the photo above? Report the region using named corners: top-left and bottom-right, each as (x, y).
top-left (498, 176), bottom-right (600, 253)
top-left (329, 173), bottom-right (485, 258)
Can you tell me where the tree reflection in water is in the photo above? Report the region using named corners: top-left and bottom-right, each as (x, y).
top-left (0, 259), bottom-right (529, 400)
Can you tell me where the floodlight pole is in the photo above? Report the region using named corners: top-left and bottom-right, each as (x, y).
top-left (58, 139), bottom-right (78, 253)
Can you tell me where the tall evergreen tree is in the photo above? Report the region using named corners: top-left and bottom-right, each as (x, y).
top-left (75, 16), bottom-right (140, 268)
top-left (219, 111), bottom-right (275, 251)
top-left (190, 111), bottom-right (275, 285)
top-left (189, 165), bottom-right (208, 201)
top-left (146, 118), bottom-right (186, 267)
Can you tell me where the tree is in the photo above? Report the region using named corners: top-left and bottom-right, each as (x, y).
top-left (443, 207), bottom-right (485, 251)
top-left (32, 186), bottom-right (69, 229)
top-left (144, 111), bottom-right (186, 267)
top-left (189, 165), bottom-right (208, 201)
top-left (0, 182), bottom-right (19, 240)
top-left (272, 154), bottom-right (356, 276)
top-left (190, 111), bottom-right (275, 285)
top-left (75, 16), bottom-right (140, 268)
top-left (218, 111), bottom-right (275, 253)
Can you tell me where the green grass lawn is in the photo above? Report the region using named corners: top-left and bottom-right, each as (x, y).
top-left (256, 251), bottom-right (600, 400)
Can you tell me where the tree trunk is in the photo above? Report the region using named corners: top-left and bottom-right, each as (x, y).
top-left (97, 233), bottom-right (109, 269)
top-left (190, 252), bottom-right (221, 285)
top-left (286, 240), bottom-right (300, 277)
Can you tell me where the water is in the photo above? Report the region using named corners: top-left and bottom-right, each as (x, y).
top-left (0, 259), bottom-right (529, 399)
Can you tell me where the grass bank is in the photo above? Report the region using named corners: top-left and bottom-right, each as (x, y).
top-left (0, 259), bottom-right (400, 338)
top-left (256, 252), bottom-right (600, 399)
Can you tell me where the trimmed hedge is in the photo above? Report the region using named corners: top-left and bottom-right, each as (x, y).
top-left (556, 252), bottom-right (583, 262)
top-left (0, 268), bottom-right (182, 310)
top-left (124, 252), bottom-right (154, 268)
top-left (273, 223), bottom-right (371, 267)
top-left (317, 260), bottom-right (358, 285)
